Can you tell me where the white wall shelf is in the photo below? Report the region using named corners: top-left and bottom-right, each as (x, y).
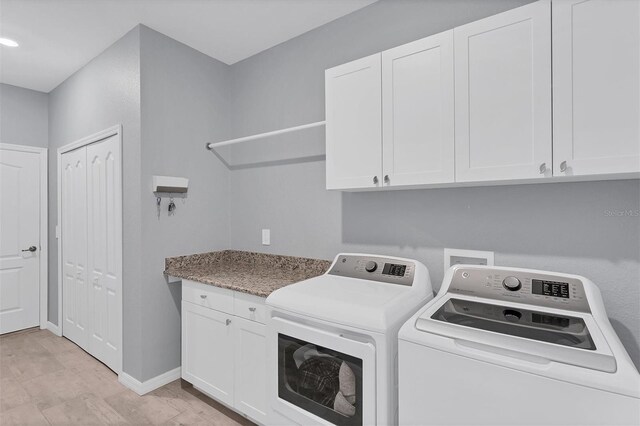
top-left (205, 120), bottom-right (325, 149)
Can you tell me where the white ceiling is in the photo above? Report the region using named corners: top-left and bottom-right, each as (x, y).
top-left (0, 0), bottom-right (377, 93)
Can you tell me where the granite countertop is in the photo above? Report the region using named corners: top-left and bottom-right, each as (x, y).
top-left (164, 250), bottom-right (331, 298)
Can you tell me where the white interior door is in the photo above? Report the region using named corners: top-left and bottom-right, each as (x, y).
top-left (86, 135), bottom-right (122, 372)
top-left (454, 0), bottom-right (552, 182)
top-left (552, 0), bottom-right (640, 176)
top-left (0, 149), bottom-right (41, 334)
top-left (325, 53), bottom-right (383, 190)
top-left (61, 146), bottom-right (89, 349)
top-left (382, 29), bottom-right (455, 187)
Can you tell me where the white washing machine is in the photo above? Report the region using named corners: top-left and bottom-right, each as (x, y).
top-left (399, 265), bottom-right (640, 426)
top-left (266, 253), bottom-right (433, 426)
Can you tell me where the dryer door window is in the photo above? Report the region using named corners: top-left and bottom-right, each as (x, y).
top-left (278, 333), bottom-right (363, 426)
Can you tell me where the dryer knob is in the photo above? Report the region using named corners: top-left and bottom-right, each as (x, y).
top-left (502, 276), bottom-right (522, 291)
top-left (365, 261), bottom-right (377, 273)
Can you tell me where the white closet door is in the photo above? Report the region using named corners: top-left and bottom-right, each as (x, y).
top-left (382, 30), bottom-right (455, 186)
top-left (86, 135), bottom-right (122, 373)
top-left (61, 147), bottom-right (88, 349)
top-left (454, 1), bottom-right (552, 182)
top-left (325, 53), bottom-right (383, 190)
top-left (553, 0), bottom-right (640, 176)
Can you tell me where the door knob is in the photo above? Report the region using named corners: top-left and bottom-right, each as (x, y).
top-left (225, 319), bottom-right (231, 326)
top-left (373, 176), bottom-right (379, 185)
top-left (384, 175), bottom-right (390, 184)
top-left (560, 161), bottom-right (568, 172)
top-left (21, 246), bottom-right (37, 252)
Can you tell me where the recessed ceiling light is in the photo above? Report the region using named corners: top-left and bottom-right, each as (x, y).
top-left (0, 38), bottom-right (19, 47)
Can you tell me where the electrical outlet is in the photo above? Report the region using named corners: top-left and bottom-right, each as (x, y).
top-left (444, 248), bottom-right (494, 271)
top-left (262, 229), bottom-right (271, 246)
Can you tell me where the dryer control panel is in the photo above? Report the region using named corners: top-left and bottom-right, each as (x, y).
top-left (328, 255), bottom-right (415, 286)
top-left (448, 267), bottom-right (590, 313)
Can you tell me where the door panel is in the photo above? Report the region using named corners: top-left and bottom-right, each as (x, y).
top-left (61, 147), bottom-right (88, 349)
top-left (382, 30), bottom-right (455, 186)
top-left (182, 301), bottom-right (235, 406)
top-left (0, 149), bottom-right (40, 334)
top-left (454, 1), bottom-right (552, 182)
top-left (86, 135), bottom-right (122, 372)
top-left (234, 317), bottom-right (267, 423)
top-left (326, 54), bottom-right (383, 190)
top-left (553, 0), bottom-right (640, 176)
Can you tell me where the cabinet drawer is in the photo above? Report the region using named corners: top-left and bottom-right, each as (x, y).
top-left (182, 280), bottom-right (234, 313)
top-left (233, 292), bottom-right (266, 324)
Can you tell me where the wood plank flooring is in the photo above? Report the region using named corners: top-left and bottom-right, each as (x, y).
top-left (0, 328), bottom-right (254, 425)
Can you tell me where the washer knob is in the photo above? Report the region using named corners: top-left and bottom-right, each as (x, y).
top-left (502, 276), bottom-right (522, 291)
top-left (365, 261), bottom-right (377, 273)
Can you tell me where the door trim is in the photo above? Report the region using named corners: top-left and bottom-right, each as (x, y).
top-left (56, 124), bottom-right (123, 373)
top-left (0, 143), bottom-right (48, 331)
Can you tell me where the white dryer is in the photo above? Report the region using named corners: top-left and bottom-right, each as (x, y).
top-left (398, 265), bottom-right (640, 426)
top-left (266, 254), bottom-right (433, 426)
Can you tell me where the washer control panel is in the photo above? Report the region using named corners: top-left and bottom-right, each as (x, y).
top-left (449, 267), bottom-right (590, 312)
top-left (328, 255), bottom-right (415, 286)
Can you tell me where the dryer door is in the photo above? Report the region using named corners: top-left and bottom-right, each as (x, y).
top-left (271, 317), bottom-right (376, 426)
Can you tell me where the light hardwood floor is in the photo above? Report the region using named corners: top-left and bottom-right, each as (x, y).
top-left (0, 328), bottom-right (255, 425)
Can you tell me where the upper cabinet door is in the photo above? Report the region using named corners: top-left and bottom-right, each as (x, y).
top-left (326, 54), bottom-right (382, 190)
top-left (553, 0), bottom-right (640, 177)
top-left (382, 30), bottom-right (455, 187)
top-left (454, 1), bottom-right (552, 182)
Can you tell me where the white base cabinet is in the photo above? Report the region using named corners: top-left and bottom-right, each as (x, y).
top-left (181, 280), bottom-right (267, 425)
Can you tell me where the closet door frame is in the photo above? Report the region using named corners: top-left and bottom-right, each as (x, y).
top-left (57, 124), bottom-right (122, 373)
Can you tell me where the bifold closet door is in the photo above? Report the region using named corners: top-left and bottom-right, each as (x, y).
top-left (61, 134), bottom-right (121, 373)
top-left (86, 135), bottom-right (122, 373)
top-left (61, 147), bottom-right (89, 350)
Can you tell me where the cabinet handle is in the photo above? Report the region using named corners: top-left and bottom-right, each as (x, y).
top-left (560, 161), bottom-right (568, 172)
top-left (200, 294), bottom-right (207, 299)
top-left (226, 319), bottom-right (231, 326)
top-left (373, 176), bottom-right (379, 185)
top-left (384, 175), bottom-right (390, 184)
top-left (248, 307), bottom-right (256, 312)
top-left (539, 163), bottom-right (546, 174)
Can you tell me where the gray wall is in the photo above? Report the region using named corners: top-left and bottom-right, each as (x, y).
top-left (139, 26), bottom-right (231, 381)
top-left (0, 83), bottom-right (48, 147)
top-left (227, 0), bottom-right (640, 368)
top-left (48, 27), bottom-right (144, 378)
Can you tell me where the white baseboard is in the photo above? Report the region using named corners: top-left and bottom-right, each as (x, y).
top-left (46, 321), bottom-right (62, 336)
top-left (118, 366), bottom-right (181, 396)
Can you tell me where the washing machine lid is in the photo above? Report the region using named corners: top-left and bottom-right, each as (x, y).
top-left (431, 298), bottom-right (596, 350)
top-left (414, 294), bottom-right (616, 373)
top-left (268, 274), bottom-right (426, 333)
top-left (267, 253), bottom-right (433, 333)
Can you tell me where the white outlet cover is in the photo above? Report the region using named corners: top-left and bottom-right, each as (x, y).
top-left (444, 248), bottom-right (494, 271)
top-left (262, 229), bottom-right (271, 246)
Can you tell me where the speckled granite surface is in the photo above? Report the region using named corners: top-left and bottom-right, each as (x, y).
top-left (164, 250), bottom-right (331, 298)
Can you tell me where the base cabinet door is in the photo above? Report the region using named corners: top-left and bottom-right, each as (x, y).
top-left (325, 54), bottom-right (383, 190)
top-left (454, 1), bottom-right (552, 182)
top-left (182, 301), bottom-right (234, 406)
top-left (553, 0), bottom-right (640, 177)
top-left (382, 30), bottom-right (455, 187)
top-left (234, 317), bottom-right (267, 424)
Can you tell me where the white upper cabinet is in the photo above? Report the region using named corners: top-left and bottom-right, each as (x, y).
top-left (454, 1), bottom-right (552, 182)
top-left (382, 30), bottom-right (455, 186)
top-left (552, 0), bottom-right (640, 177)
top-left (325, 54), bottom-right (383, 190)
